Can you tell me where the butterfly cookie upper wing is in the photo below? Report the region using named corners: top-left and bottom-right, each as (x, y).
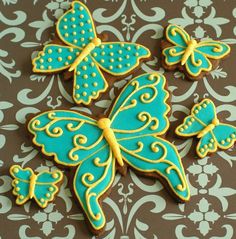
top-left (165, 24), bottom-right (190, 47)
top-left (28, 110), bottom-right (106, 166)
top-left (34, 170), bottom-right (63, 208)
top-left (74, 146), bottom-right (115, 232)
top-left (176, 99), bottom-right (217, 137)
top-left (9, 165), bottom-right (32, 205)
top-left (185, 51), bottom-right (212, 77)
top-left (196, 41), bottom-right (230, 59)
top-left (73, 56), bottom-right (108, 105)
top-left (91, 42), bottom-right (150, 76)
top-left (109, 73), bottom-right (170, 139)
top-left (33, 45), bottom-right (80, 73)
top-left (56, 1), bottom-right (97, 49)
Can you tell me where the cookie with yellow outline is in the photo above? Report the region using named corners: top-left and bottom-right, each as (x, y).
top-left (27, 72), bottom-right (190, 235)
top-left (161, 24), bottom-right (230, 80)
top-left (9, 165), bottom-right (63, 208)
top-left (176, 99), bottom-right (236, 158)
top-left (32, 1), bottom-right (151, 105)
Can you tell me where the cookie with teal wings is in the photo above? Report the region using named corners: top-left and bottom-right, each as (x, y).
top-left (175, 99), bottom-right (236, 158)
top-left (9, 165), bottom-right (63, 208)
top-left (161, 24), bottom-right (230, 80)
top-left (27, 73), bottom-right (190, 235)
top-left (32, 1), bottom-right (150, 105)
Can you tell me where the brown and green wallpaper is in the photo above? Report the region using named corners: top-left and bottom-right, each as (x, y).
top-left (0, 0), bottom-right (236, 238)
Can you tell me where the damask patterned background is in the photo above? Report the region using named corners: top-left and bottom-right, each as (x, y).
top-left (0, 0), bottom-right (236, 238)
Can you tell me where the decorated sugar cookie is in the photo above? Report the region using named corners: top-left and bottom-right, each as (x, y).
top-left (28, 73), bottom-right (190, 234)
top-left (10, 165), bottom-right (63, 208)
top-left (176, 99), bottom-right (236, 158)
top-left (161, 24), bottom-right (230, 80)
top-left (32, 1), bottom-right (150, 105)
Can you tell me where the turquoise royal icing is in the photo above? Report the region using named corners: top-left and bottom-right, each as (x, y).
top-left (9, 165), bottom-right (63, 208)
top-left (32, 1), bottom-right (150, 105)
top-left (176, 99), bottom-right (236, 158)
top-left (28, 73), bottom-right (190, 232)
top-left (162, 24), bottom-right (230, 78)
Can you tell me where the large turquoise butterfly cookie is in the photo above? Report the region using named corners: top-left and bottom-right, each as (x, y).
top-left (32, 1), bottom-right (150, 105)
top-left (28, 73), bottom-right (190, 234)
top-left (176, 99), bottom-right (236, 158)
top-left (161, 24), bottom-right (230, 80)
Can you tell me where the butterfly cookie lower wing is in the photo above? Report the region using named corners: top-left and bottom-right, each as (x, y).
top-left (109, 73), bottom-right (170, 138)
top-left (73, 146), bottom-right (115, 232)
top-left (91, 42), bottom-right (150, 76)
top-left (119, 135), bottom-right (189, 201)
top-left (185, 51), bottom-right (212, 77)
top-left (9, 165), bottom-right (32, 205)
top-left (34, 170), bottom-right (63, 208)
top-left (197, 131), bottom-right (217, 158)
top-left (73, 56), bottom-right (108, 105)
top-left (28, 110), bottom-right (106, 166)
top-left (33, 44), bottom-right (80, 73)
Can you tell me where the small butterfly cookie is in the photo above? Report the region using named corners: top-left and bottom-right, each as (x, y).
top-left (10, 165), bottom-right (63, 208)
top-left (32, 1), bottom-right (150, 105)
top-left (176, 99), bottom-right (236, 158)
top-left (161, 24), bottom-right (230, 80)
top-left (28, 73), bottom-right (190, 234)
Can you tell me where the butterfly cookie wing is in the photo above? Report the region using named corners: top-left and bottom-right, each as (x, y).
top-left (73, 146), bottom-right (115, 232)
top-left (213, 124), bottom-right (236, 150)
top-left (165, 24), bottom-right (190, 47)
top-left (9, 165), bottom-right (32, 205)
top-left (28, 110), bottom-right (106, 166)
top-left (34, 170), bottom-right (63, 208)
top-left (33, 45), bottom-right (80, 73)
top-left (109, 73), bottom-right (170, 138)
top-left (73, 56), bottom-right (108, 105)
top-left (56, 1), bottom-right (97, 49)
top-left (119, 135), bottom-right (190, 201)
top-left (91, 42), bottom-right (150, 76)
top-left (196, 41), bottom-right (230, 59)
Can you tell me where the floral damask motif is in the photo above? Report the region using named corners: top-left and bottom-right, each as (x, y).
top-left (163, 156), bottom-right (236, 238)
top-left (0, 11), bottom-right (26, 82)
top-left (188, 198), bottom-right (220, 236)
top-left (0, 175), bottom-right (12, 214)
top-left (97, 170), bottom-right (165, 239)
top-left (32, 203), bottom-right (64, 236)
top-left (170, 0), bottom-right (229, 38)
top-left (0, 101), bottom-right (19, 153)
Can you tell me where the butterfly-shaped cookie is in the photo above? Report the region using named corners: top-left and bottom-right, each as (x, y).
top-left (161, 24), bottom-right (230, 80)
top-left (28, 73), bottom-right (190, 233)
top-left (10, 165), bottom-right (63, 208)
top-left (32, 1), bottom-right (150, 105)
top-left (176, 99), bottom-right (236, 158)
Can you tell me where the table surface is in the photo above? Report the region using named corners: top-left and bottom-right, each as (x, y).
top-left (1, 0), bottom-right (236, 238)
